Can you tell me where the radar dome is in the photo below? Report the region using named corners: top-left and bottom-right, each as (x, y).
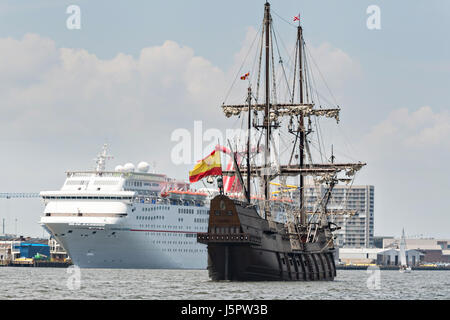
top-left (137, 161), bottom-right (150, 173)
top-left (123, 163), bottom-right (135, 172)
top-left (114, 165), bottom-right (124, 172)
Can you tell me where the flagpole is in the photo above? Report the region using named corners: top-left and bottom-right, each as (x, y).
top-left (218, 138), bottom-right (224, 195)
top-left (246, 86), bottom-right (252, 204)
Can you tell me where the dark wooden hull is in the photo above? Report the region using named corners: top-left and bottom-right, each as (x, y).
top-left (206, 244), bottom-right (336, 281)
top-left (198, 194), bottom-right (337, 281)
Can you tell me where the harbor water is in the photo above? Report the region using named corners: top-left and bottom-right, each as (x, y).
top-left (0, 268), bottom-right (448, 299)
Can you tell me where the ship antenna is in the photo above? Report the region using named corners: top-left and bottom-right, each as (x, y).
top-left (94, 143), bottom-right (114, 172)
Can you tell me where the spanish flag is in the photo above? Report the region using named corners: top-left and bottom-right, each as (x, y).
top-left (189, 150), bottom-right (222, 183)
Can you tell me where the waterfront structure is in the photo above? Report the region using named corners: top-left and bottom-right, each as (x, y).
top-left (0, 242), bottom-right (12, 262)
top-left (383, 237), bottom-right (450, 263)
top-left (374, 236), bottom-right (393, 248)
top-left (0, 237), bottom-right (49, 263)
top-left (15, 243), bottom-right (50, 259)
top-left (377, 249), bottom-right (423, 266)
top-left (48, 237), bottom-right (70, 262)
top-left (337, 248), bottom-right (384, 265)
top-left (303, 184), bottom-right (374, 248)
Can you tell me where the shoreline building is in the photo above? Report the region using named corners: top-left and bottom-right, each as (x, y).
top-left (0, 236), bottom-right (69, 264)
top-left (383, 237), bottom-right (450, 263)
top-left (303, 184), bottom-right (374, 248)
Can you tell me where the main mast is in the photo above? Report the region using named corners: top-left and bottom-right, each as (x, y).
top-left (297, 24), bottom-right (306, 226)
top-left (263, 2), bottom-right (271, 217)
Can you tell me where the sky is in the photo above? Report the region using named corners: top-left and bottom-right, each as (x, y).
top-left (0, 0), bottom-right (449, 239)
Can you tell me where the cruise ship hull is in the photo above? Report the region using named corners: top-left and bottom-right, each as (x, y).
top-left (42, 217), bottom-right (208, 269)
top-left (43, 222), bottom-right (206, 269)
top-left (40, 191), bottom-right (211, 269)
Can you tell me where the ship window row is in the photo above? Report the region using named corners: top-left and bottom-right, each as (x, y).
top-left (126, 181), bottom-right (143, 187)
top-left (139, 225), bottom-right (202, 232)
top-left (179, 208), bottom-right (194, 214)
top-left (210, 226), bottom-right (240, 234)
top-left (194, 218), bottom-right (208, 223)
top-left (163, 249), bottom-right (206, 253)
top-left (197, 209), bottom-right (209, 215)
top-left (154, 240), bottom-right (195, 245)
top-left (43, 196), bottom-right (132, 200)
top-left (125, 181), bottom-right (160, 188)
top-left (139, 225), bottom-right (206, 231)
top-left (142, 206), bottom-right (169, 212)
top-left (143, 230), bottom-right (189, 235)
top-left (137, 215), bottom-right (165, 220)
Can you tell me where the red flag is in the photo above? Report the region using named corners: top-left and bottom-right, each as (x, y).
top-left (240, 72), bottom-right (249, 80)
top-left (293, 15), bottom-right (300, 22)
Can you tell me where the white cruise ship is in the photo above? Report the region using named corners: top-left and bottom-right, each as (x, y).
top-left (39, 145), bottom-right (214, 269)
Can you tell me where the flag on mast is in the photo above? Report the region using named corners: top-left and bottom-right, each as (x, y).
top-left (189, 150), bottom-right (222, 183)
top-left (240, 72), bottom-right (250, 80)
top-left (293, 15), bottom-right (300, 22)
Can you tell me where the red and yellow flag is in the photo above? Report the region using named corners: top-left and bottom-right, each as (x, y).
top-left (189, 150), bottom-right (222, 183)
top-left (240, 72), bottom-right (249, 80)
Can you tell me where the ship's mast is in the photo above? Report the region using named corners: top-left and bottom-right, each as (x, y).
top-left (246, 86), bottom-right (252, 203)
top-left (219, 2), bottom-right (366, 227)
top-left (264, 2), bottom-right (271, 218)
top-left (297, 24), bottom-right (306, 226)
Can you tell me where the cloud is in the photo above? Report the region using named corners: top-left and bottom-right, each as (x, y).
top-left (220, 27), bottom-right (362, 105)
top-left (0, 32), bottom-right (361, 157)
top-left (0, 33), bottom-right (59, 85)
top-left (0, 32), bottom-right (367, 237)
top-left (307, 42), bottom-right (362, 89)
top-left (0, 34), bottom-right (228, 144)
top-left (364, 106), bottom-right (450, 150)
top-left (353, 105), bottom-right (450, 238)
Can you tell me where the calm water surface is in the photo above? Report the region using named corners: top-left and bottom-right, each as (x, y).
top-left (0, 268), bottom-right (448, 299)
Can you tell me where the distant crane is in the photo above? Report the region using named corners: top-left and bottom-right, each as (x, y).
top-left (0, 193), bottom-right (41, 235)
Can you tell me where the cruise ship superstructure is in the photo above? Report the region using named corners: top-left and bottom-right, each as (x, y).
top-left (39, 145), bottom-right (212, 269)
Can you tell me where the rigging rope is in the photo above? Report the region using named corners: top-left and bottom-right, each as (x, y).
top-left (272, 24), bottom-right (293, 103)
top-left (222, 23), bottom-right (263, 104)
top-left (304, 43), bottom-right (339, 106)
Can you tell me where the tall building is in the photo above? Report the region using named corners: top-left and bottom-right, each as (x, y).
top-left (303, 184), bottom-right (375, 248)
